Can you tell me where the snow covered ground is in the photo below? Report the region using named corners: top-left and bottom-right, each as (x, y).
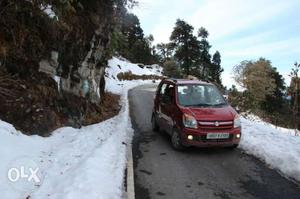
top-left (1, 55), bottom-right (299, 198)
top-left (240, 115), bottom-right (300, 182)
top-left (0, 57), bottom-right (162, 199)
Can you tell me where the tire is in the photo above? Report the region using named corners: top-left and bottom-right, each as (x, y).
top-left (171, 129), bottom-right (185, 150)
top-left (151, 113), bottom-right (159, 132)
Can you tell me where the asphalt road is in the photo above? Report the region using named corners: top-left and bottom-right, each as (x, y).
top-left (129, 84), bottom-right (300, 199)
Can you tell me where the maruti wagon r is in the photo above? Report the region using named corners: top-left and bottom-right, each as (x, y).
top-left (152, 78), bottom-right (241, 150)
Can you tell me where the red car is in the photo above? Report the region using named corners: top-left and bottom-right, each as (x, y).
top-left (152, 78), bottom-right (241, 150)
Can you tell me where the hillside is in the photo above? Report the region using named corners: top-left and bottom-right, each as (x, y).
top-left (0, 57), bottom-right (162, 199)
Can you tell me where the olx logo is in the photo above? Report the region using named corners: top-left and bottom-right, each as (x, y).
top-left (8, 166), bottom-right (41, 183)
top-left (7, 157), bottom-right (43, 192)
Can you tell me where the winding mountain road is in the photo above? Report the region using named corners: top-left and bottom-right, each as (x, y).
top-left (129, 84), bottom-right (300, 199)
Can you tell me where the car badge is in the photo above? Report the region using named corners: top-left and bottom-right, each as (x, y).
top-left (215, 121), bottom-right (219, 126)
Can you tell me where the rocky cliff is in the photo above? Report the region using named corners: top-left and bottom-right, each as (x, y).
top-left (0, 0), bottom-right (129, 135)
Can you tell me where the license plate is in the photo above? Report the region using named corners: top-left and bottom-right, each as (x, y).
top-left (206, 133), bottom-right (230, 139)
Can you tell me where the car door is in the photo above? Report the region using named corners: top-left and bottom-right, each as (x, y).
top-left (160, 84), bottom-right (176, 134)
top-left (156, 83), bottom-right (168, 130)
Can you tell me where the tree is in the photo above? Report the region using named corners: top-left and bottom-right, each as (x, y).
top-left (170, 19), bottom-right (201, 76)
top-left (233, 58), bottom-right (276, 107)
top-left (261, 67), bottom-right (285, 113)
top-left (198, 27), bottom-right (209, 39)
top-left (156, 43), bottom-right (174, 62)
top-left (162, 60), bottom-right (181, 78)
top-left (289, 62), bottom-right (300, 130)
top-left (197, 27), bottom-right (212, 80)
top-left (115, 13), bottom-right (157, 64)
top-left (210, 51), bottom-right (224, 86)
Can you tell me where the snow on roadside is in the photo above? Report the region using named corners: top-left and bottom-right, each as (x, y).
top-left (243, 113), bottom-right (299, 136)
top-left (240, 117), bottom-right (300, 182)
top-left (106, 57), bottom-right (162, 94)
top-left (0, 56), bottom-right (161, 199)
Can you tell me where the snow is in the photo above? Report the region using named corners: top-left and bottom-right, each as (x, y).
top-left (240, 116), bottom-right (300, 182)
top-left (0, 56), bottom-right (161, 199)
top-left (53, 75), bottom-right (61, 91)
top-left (243, 113), bottom-right (300, 136)
top-left (105, 57), bottom-right (162, 94)
top-left (3, 55), bottom-right (300, 196)
top-left (40, 4), bottom-right (56, 19)
top-left (107, 57), bottom-right (162, 78)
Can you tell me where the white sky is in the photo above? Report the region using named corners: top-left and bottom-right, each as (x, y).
top-left (132, 0), bottom-right (300, 88)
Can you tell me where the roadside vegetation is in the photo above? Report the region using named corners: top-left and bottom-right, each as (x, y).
top-left (229, 60), bottom-right (299, 131)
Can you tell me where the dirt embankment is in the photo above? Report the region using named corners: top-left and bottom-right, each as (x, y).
top-left (0, 70), bottom-right (120, 136)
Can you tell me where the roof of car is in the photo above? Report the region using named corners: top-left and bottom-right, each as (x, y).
top-left (162, 78), bottom-right (213, 85)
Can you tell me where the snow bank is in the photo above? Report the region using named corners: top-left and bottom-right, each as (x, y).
top-left (240, 117), bottom-right (300, 182)
top-left (106, 57), bottom-right (162, 94)
top-left (0, 56), bottom-right (161, 199)
top-left (243, 113), bottom-right (299, 136)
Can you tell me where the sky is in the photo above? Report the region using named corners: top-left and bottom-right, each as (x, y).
top-left (132, 0), bottom-right (300, 88)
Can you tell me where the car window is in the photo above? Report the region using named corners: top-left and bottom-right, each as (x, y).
top-left (177, 84), bottom-right (226, 107)
top-left (159, 83), bottom-right (168, 96)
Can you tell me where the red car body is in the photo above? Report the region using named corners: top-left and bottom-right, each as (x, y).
top-left (152, 78), bottom-right (241, 149)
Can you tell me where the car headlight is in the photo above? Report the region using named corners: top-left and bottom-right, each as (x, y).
top-left (183, 114), bottom-right (198, 129)
top-left (234, 114), bottom-right (241, 128)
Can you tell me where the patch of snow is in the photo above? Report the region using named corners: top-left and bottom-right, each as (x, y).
top-left (107, 57), bottom-right (162, 78)
top-left (53, 76), bottom-right (61, 91)
top-left (40, 4), bottom-right (56, 19)
top-left (105, 57), bottom-right (162, 94)
top-left (0, 56), bottom-right (161, 198)
top-left (243, 113), bottom-right (300, 136)
top-left (240, 117), bottom-right (300, 182)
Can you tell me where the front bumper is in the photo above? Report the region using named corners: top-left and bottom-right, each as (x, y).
top-left (180, 127), bottom-right (241, 147)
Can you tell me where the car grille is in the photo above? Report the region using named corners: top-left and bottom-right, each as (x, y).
top-left (198, 120), bottom-right (233, 131)
top-left (194, 134), bottom-right (234, 142)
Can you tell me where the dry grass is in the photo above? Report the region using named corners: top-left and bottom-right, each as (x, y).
top-left (117, 71), bottom-right (162, 81)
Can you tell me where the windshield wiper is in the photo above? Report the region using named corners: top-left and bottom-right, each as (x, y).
top-left (213, 103), bottom-right (227, 106)
top-left (184, 103), bottom-right (227, 107)
top-left (184, 103), bottom-right (212, 107)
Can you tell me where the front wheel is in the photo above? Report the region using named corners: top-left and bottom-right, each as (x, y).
top-left (171, 129), bottom-right (185, 151)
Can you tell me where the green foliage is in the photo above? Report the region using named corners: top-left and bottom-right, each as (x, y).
top-left (113, 12), bottom-right (158, 64)
top-left (198, 27), bottom-right (209, 39)
top-left (232, 58), bottom-right (288, 114)
top-left (162, 60), bottom-right (182, 78)
top-left (170, 19), bottom-right (201, 76)
top-left (168, 19), bottom-right (223, 87)
top-left (0, 0), bottom-right (132, 77)
top-left (261, 67), bottom-right (286, 113)
top-left (156, 43), bottom-right (174, 62)
top-left (233, 58), bottom-right (276, 104)
top-left (210, 51), bottom-right (224, 87)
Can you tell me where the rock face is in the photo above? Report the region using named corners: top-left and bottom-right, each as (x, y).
top-left (37, 18), bottom-right (112, 104)
top-left (0, 0), bottom-right (122, 135)
top-left (0, 1), bottom-right (116, 103)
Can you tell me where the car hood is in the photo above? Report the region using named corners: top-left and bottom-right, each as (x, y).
top-left (182, 105), bottom-right (236, 121)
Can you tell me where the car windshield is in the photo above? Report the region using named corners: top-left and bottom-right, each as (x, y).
top-left (177, 84), bottom-right (227, 107)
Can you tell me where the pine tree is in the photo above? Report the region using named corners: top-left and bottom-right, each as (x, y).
top-left (170, 19), bottom-right (201, 76)
top-left (156, 43), bottom-right (174, 62)
top-left (197, 27), bottom-right (212, 79)
top-left (210, 51), bottom-right (224, 86)
top-left (115, 13), bottom-right (157, 64)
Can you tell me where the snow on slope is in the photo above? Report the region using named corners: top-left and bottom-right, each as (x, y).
top-left (240, 117), bottom-right (300, 182)
top-left (106, 57), bottom-right (162, 94)
top-left (0, 57), bottom-right (161, 199)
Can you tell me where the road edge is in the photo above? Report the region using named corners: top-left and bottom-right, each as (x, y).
top-left (126, 144), bottom-right (135, 199)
